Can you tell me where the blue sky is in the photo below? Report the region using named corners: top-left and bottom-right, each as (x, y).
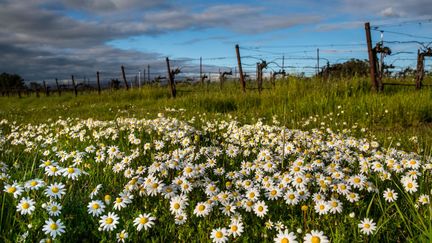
top-left (0, 0), bottom-right (431, 81)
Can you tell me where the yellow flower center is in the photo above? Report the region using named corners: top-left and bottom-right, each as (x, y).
top-left (246, 201), bottom-right (253, 207)
top-left (173, 203), bottom-right (180, 210)
top-left (22, 202), bottom-right (30, 209)
top-left (281, 238), bottom-right (289, 243)
top-left (294, 167), bottom-right (300, 172)
top-left (7, 187), bottom-right (16, 193)
top-left (271, 190), bottom-right (277, 196)
top-left (152, 183), bottom-right (158, 189)
top-left (331, 202), bottom-right (338, 207)
top-left (52, 206), bottom-right (58, 211)
top-left (104, 195), bottom-right (111, 201)
top-left (407, 183), bottom-right (413, 188)
top-left (353, 178), bottom-right (361, 184)
top-left (340, 185), bottom-right (346, 190)
top-left (319, 205), bottom-right (325, 210)
top-left (258, 206), bottom-right (264, 212)
top-left (185, 167), bottom-right (192, 173)
top-left (50, 166), bottom-right (57, 172)
top-left (289, 194), bottom-right (295, 200)
top-left (231, 225), bottom-right (238, 231)
top-left (198, 205), bottom-right (205, 211)
top-left (51, 187), bottom-right (59, 193)
top-left (296, 178), bottom-right (303, 183)
top-left (249, 192), bottom-right (255, 198)
top-left (116, 197), bottom-right (122, 203)
top-left (215, 231), bottom-right (223, 238)
top-left (364, 223), bottom-right (370, 229)
top-left (140, 217), bottom-right (148, 224)
top-left (67, 167), bottom-right (75, 173)
top-left (166, 187), bottom-right (173, 193)
top-left (311, 236), bottom-right (320, 243)
top-left (92, 203), bottom-right (100, 209)
top-left (50, 223), bottom-right (58, 230)
top-left (44, 161), bottom-right (51, 166)
top-left (30, 181), bottom-right (38, 187)
top-left (105, 218), bottom-right (113, 224)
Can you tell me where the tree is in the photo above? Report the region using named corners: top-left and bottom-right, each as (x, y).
top-left (110, 79), bottom-right (121, 90)
top-left (318, 59), bottom-right (369, 79)
top-left (0, 72), bottom-right (25, 95)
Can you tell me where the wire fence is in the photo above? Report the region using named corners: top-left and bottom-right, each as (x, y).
top-left (2, 19), bottom-right (431, 96)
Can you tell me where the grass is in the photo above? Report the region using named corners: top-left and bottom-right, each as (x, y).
top-left (1, 76), bottom-right (431, 153)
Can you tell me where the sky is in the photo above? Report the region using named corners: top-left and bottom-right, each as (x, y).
top-left (1, 0), bottom-right (432, 83)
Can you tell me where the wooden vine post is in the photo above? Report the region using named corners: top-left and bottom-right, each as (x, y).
top-left (121, 65), bottom-right (129, 90)
top-left (71, 75), bottom-right (78, 97)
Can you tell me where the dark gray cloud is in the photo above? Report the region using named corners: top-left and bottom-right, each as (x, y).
top-left (0, 0), bottom-right (321, 82)
top-left (142, 4), bottom-right (321, 34)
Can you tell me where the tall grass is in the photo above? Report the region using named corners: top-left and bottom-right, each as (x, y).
top-left (0, 76), bottom-right (431, 153)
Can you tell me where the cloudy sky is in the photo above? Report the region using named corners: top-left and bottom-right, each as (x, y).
top-left (1, 0), bottom-right (431, 83)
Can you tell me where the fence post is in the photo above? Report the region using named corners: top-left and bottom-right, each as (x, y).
top-left (200, 57), bottom-right (203, 86)
top-left (97, 71), bottom-right (101, 94)
top-left (43, 80), bottom-right (49, 96)
top-left (166, 57), bottom-right (176, 98)
top-left (235, 44), bottom-right (246, 93)
top-left (147, 64), bottom-right (150, 82)
top-left (71, 75), bottom-right (78, 97)
top-left (55, 78), bottom-right (61, 96)
top-left (365, 22), bottom-right (379, 91)
top-left (36, 84), bottom-right (40, 98)
top-left (121, 65), bottom-right (129, 90)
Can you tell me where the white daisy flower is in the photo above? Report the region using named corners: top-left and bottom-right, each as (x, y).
top-left (418, 194), bottom-right (430, 205)
top-left (194, 202), bottom-right (211, 217)
top-left (253, 200), bottom-right (268, 218)
top-left (24, 179), bottom-right (45, 191)
top-left (16, 197), bottom-right (36, 215)
top-left (170, 195), bottom-right (188, 215)
top-left (402, 177), bottom-right (418, 193)
top-left (45, 182), bottom-right (66, 199)
top-left (174, 212), bottom-right (188, 225)
top-left (358, 218), bottom-right (377, 235)
top-left (4, 182), bottom-right (24, 198)
top-left (328, 198), bottom-right (343, 214)
top-left (116, 229), bottom-right (128, 243)
top-left (382, 188), bottom-right (398, 203)
top-left (46, 201), bottom-right (62, 217)
top-left (273, 229), bottom-right (298, 243)
top-left (87, 200), bottom-right (106, 217)
top-left (303, 230), bottom-right (329, 243)
top-left (45, 165), bottom-right (63, 177)
top-left (314, 201), bottom-right (329, 216)
top-left (210, 228), bottom-right (228, 243)
top-left (61, 167), bottom-right (82, 180)
top-left (228, 221), bottom-right (244, 238)
top-left (133, 213), bottom-right (156, 231)
top-left (42, 218), bottom-right (66, 239)
top-left (99, 212), bottom-right (119, 231)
